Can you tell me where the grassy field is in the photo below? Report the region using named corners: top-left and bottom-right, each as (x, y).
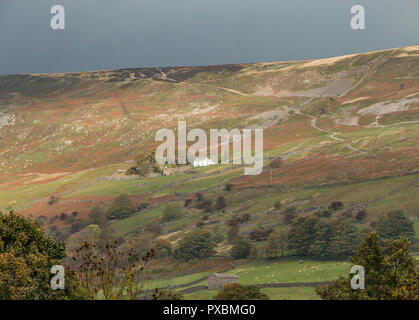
top-left (0, 164), bottom-right (122, 209)
top-left (227, 260), bottom-right (350, 285)
top-left (414, 220), bottom-right (419, 239)
top-left (143, 271), bottom-right (213, 292)
top-left (259, 287), bottom-right (320, 300)
top-left (183, 287), bottom-right (320, 300)
top-left (160, 259), bottom-right (349, 300)
top-left (65, 173), bottom-right (193, 197)
top-left (0, 46), bottom-right (417, 302)
top-left (111, 206), bottom-right (167, 238)
top-left (106, 169), bottom-right (418, 241)
top-left (142, 259), bottom-right (349, 300)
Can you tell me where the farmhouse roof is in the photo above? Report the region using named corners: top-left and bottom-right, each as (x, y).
top-left (191, 156), bottom-right (210, 161)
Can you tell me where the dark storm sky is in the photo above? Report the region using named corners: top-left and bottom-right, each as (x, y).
top-left (0, 0), bottom-right (418, 74)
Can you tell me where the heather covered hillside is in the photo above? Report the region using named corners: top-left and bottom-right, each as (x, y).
top-left (0, 47), bottom-right (418, 299)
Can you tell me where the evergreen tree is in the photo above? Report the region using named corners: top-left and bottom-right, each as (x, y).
top-left (376, 210), bottom-right (415, 242)
top-left (326, 218), bottom-right (358, 257)
top-left (287, 216), bottom-right (319, 256)
top-left (308, 219), bottom-right (332, 258)
top-left (288, 216), bottom-right (359, 258)
top-left (316, 232), bottom-right (417, 300)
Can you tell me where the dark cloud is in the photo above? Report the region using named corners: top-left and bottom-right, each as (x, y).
top-left (0, 0), bottom-right (418, 74)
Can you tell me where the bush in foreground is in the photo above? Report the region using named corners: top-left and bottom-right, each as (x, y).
top-left (0, 211), bottom-right (86, 300)
top-left (213, 283), bottom-right (269, 300)
top-left (152, 289), bottom-right (184, 300)
top-left (316, 232), bottom-right (418, 300)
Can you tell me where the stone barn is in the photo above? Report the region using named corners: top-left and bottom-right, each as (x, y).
top-left (208, 273), bottom-right (239, 290)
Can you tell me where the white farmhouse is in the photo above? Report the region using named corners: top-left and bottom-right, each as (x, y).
top-left (192, 157), bottom-right (216, 168)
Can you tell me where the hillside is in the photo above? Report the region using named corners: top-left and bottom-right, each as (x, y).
top-left (0, 46), bottom-right (418, 298)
